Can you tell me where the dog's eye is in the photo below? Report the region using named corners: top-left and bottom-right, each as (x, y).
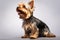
top-left (23, 5), bottom-right (26, 8)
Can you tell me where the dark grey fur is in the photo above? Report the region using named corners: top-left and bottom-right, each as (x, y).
top-left (23, 15), bottom-right (50, 37)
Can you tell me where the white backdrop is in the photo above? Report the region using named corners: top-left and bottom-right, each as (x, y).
top-left (0, 0), bottom-right (60, 39)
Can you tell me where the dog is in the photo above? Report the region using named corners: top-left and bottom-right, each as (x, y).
top-left (16, 0), bottom-right (56, 39)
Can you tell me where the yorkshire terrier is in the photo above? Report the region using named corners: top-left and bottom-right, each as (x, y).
top-left (16, 0), bottom-right (56, 39)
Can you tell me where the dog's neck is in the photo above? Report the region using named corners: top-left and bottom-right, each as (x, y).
top-left (23, 15), bottom-right (34, 23)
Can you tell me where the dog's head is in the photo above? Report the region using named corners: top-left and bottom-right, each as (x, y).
top-left (16, 0), bottom-right (34, 19)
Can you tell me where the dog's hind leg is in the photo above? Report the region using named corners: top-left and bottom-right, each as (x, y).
top-left (46, 33), bottom-right (56, 37)
top-left (44, 31), bottom-right (56, 37)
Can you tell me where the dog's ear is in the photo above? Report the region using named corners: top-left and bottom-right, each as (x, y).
top-left (28, 0), bottom-right (34, 9)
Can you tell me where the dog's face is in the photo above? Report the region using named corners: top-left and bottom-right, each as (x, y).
top-left (16, 0), bottom-right (34, 19)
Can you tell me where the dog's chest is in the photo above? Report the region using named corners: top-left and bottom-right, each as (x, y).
top-left (23, 22), bottom-right (32, 30)
top-left (23, 22), bottom-right (36, 30)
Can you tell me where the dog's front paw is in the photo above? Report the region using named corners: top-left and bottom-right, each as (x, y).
top-left (30, 37), bottom-right (37, 39)
top-left (21, 36), bottom-right (29, 38)
top-left (21, 36), bottom-right (26, 38)
top-left (30, 36), bottom-right (37, 39)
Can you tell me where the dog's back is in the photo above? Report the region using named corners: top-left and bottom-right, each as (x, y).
top-left (31, 16), bottom-right (56, 37)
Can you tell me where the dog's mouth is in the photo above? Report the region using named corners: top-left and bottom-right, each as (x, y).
top-left (18, 10), bottom-right (25, 14)
top-left (17, 10), bottom-right (27, 19)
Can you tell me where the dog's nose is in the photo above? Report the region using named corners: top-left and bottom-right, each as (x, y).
top-left (16, 7), bottom-right (20, 12)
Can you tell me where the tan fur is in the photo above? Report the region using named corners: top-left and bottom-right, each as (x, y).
top-left (17, 0), bottom-right (34, 19)
top-left (22, 22), bottom-right (39, 38)
top-left (29, 22), bottom-right (39, 39)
